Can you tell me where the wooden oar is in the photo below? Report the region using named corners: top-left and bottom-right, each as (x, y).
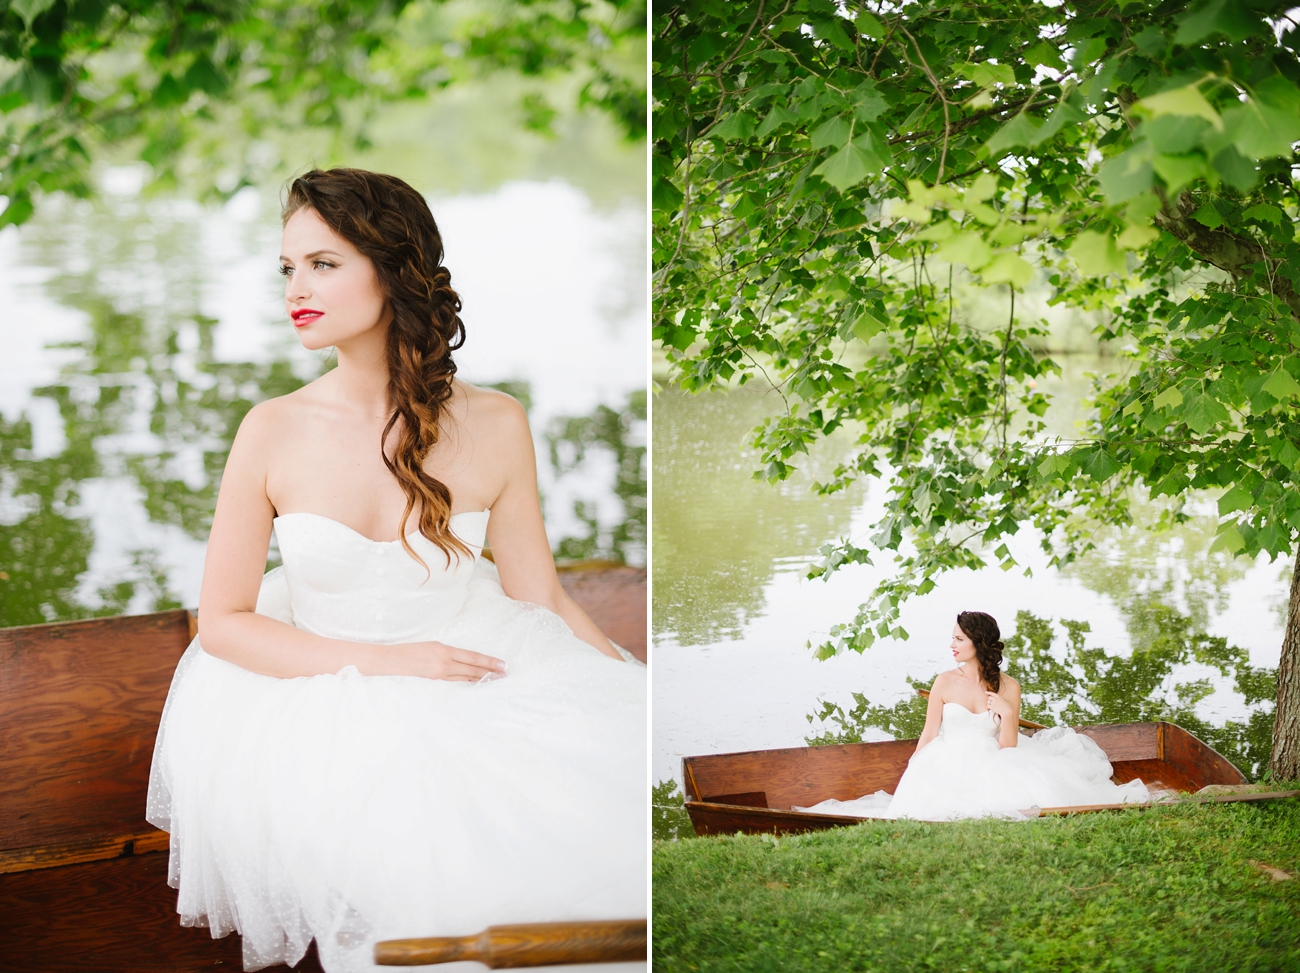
top-left (915, 689), bottom-right (1047, 730)
top-left (374, 919), bottom-right (647, 968)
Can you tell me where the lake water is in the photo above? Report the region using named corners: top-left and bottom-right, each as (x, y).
top-left (0, 177), bottom-right (645, 626)
top-left (651, 374), bottom-right (1287, 786)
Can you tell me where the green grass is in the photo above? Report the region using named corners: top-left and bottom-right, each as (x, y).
top-left (653, 798), bottom-right (1300, 973)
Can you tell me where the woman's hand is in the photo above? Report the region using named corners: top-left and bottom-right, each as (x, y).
top-left (377, 641), bottom-right (507, 681)
top-left (986, 690), bottom-right (1015, 721)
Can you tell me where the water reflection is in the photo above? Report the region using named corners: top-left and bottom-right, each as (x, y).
top-left (1, 186), bottom-right (644, 626)
top-left (652, 385), bottom-right (864, 644)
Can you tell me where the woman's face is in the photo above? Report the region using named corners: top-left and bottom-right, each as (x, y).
top-left (280, 207), bottom-right (388, 351)
top-left (951, 624), bottom-right (977, 664)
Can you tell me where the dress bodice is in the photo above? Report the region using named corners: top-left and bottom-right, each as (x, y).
top-left (269, 510), bottom-right (489, 645)
top-left (939, 702), bottom-right (1000, 741)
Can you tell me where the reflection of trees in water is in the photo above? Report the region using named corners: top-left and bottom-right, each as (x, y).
top-left (547, 390), bottom-right (645, 567)
top-left (652, 386), bottom-right (864, 645)
top-left (2, 198), bottom-right (643, 625)
top-left (1, 292), bottom-right (307, 626)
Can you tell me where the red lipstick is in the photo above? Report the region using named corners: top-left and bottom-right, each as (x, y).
top-left (291, 308), bottom-right (323, 326)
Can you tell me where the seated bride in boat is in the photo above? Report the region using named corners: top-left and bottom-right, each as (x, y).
top-left (796, 610), bottom-right (1150, 821)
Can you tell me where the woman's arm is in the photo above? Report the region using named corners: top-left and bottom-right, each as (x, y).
top-left (911, 675), bottom-right (948, 756)
top-left (987, 678), bottom-right (1022, 749)
top-left (198, 402), bottom-right (504, 681)
top-left (479, 395), bottom-right (624, 661)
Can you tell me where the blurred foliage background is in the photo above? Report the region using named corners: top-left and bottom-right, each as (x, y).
top-left (1, 0), bottom-right (646, 219)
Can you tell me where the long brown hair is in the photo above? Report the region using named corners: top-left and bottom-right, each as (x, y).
top-left (282, 167), bottom-right (471, 568)
top-left (956, 611), bottom-right (1004, 692)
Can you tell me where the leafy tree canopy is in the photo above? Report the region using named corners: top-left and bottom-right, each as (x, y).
top-left (652, 0), bottom-right (1300, 775)
top-left (0, 0), bottom-right (646, 226)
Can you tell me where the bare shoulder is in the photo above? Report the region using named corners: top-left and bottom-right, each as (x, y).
top-left (234, 389), bottom-right (311, 447)
top-left (930, 669), bottom-right (958, 691)
top-left (999, 673), bottom-right (1022, 695)
top-left (456, 381), bottom-right (531, 439)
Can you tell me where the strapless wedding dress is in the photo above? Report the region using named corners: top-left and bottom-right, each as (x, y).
top-left (146, 511), bottom-right (646, 972)
top-left (797, 702), bottom-right (1149, 821)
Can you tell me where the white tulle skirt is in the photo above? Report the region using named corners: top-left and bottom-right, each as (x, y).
top-left (799, 726), bottom-right (1150, 821)
top-left (146, 569), bottom-right (646, 972)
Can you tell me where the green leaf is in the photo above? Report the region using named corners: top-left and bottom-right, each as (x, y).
top-left (1096, 146), bottom-right (1154, 204)
top-left (1023, 41), bottom-right (1065, 71)
top-left (1079, 447), bottom-right (1121, 482)
top-left (1151, 153), bottom-right (1207, 196)
top-left (711, 111), bottom-right (756, 141)
top-left (1191, 202), bottom-right (1223, 229)
top-left (1142, 114), bottom-right (1210, 154)
top-left (853, 309), bottom-right (886, 342)
top-left (980, 252), bottom-right (1034, 287)
top-left (1210, 522), bottom-right (1246, 554)
top-left (810, 115), bottom-right (851, 150)
top-left (756, 104), bottom-right (800, 138)
top-left (968, 62), bottom-right (1016, 88)
top-left (965, 172), bottom-right (998, 204)
top-left (1210, 145), bottom-right (1259, 191)
top-left (1218, 485), bottom-right (1253, 515)
top-left (1134, 83), bottom-right (1222, 129)
top-left (812, 16), bottom-right (854, 51)
top-left (1263, 368), bottom-right (1300, 399)
top-left (984, 113), bottom-right (1042, 158)
top-left (1222, 101), bottom-right (1300, 159)
top-left (855, 12), bottom-right (885, 40)
top-left (1243, 203), bottom-right (1285, 226)
top-left (1174, 0), bottom-right (1265, 45)
top-left (1117, 222), bottom-right (1159, 250)
top-left (11, 0), bottom-right (56, 30)
top-left (936, 231), bottom-right (993, 271)
top-left (1182, 391), bottom-right (1230, 433)
top-left (1069, 230), bottom-right (1126, 277)
top-left (1153, 386), bottom-right (1184, 410)
top-left (0, 193), bottom-right (34, 228)
top-left (813, 142), bottom-right (876, 190)
top-left (851, 81), bottom-right (888, 122)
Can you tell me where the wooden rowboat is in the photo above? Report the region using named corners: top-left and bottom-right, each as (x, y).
top-left (682, 721), bottom-right (1300, 837)
top-left (0, 564), bottom-right (645, 972)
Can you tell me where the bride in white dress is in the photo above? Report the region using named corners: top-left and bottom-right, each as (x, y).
top-left (145, 168), bottom-right (646, 971)
top-left (798, 611), bottom-right (1148, 821)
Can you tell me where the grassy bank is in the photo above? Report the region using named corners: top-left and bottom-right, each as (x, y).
top-left (653, 799), bottom-right (1300, 973)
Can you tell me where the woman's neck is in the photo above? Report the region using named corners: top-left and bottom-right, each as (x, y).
top-left (332, 326), bottom-right (391, 418)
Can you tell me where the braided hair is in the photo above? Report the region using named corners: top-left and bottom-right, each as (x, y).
top-left (956, 611), bottom-right (1004, 692)
top-left (282, 167), bottom-right (470, 570)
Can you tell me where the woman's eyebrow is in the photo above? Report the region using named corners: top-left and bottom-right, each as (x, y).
top-left (278, 249), bottom-right (346, 262)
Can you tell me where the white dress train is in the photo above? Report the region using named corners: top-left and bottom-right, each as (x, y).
top-left (146, 511), bottom-right (646, 972)
top-left (797, 702), bottom-right (1149, 821)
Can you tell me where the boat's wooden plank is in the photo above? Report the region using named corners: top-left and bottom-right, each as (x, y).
top-left (0, 611), bottom-right (192, 854)
top-left (684, 801), bottom-right (867, 837)
top-left (1033, 789), bottom-right (1300, 816)
top-left (0, 850), bottom-right (326, 972)
top-left (557, 566), bottom-right (646, 663)
top-left (1160, 720), bottom-right (1248, 787)
top-left (684, 740), bottom-right (914, 812)
top-left (0, 827), bottom-right (170, 876)
top-left (1075, 722), bottom-right (1159, 762)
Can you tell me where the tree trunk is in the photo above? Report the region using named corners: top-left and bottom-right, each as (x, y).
top-left (1270, 548), bottom-right (1300, 781)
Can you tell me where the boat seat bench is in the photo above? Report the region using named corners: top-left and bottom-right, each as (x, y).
top-left (0, 567), bottom-right (646, 972)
